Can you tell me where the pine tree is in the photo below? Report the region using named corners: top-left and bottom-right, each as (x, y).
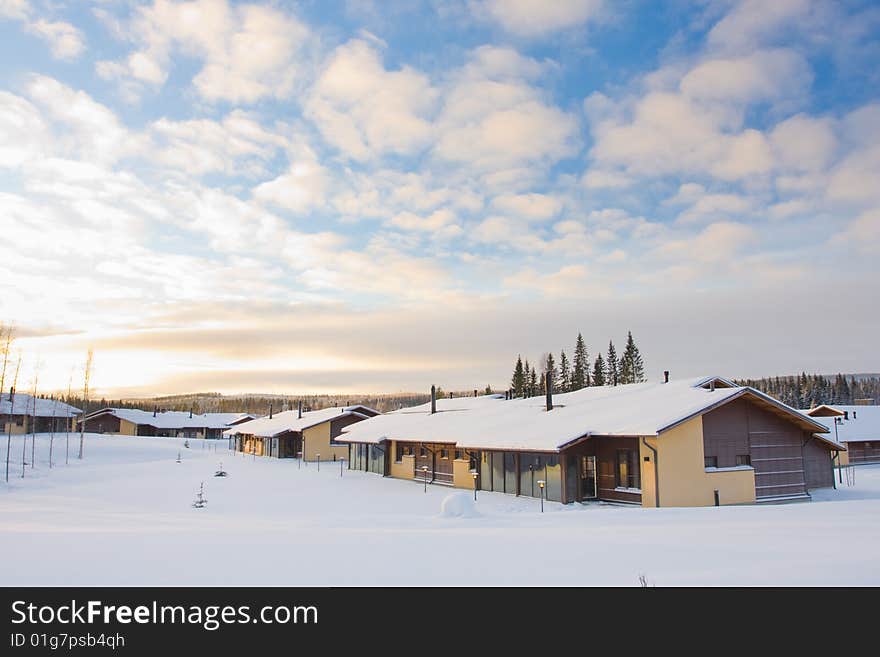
top-left (511, 355), bottom-right (525, 397)
top-left (528, 364), bottom-right (538, 397)
top-left (572, 333), bottom-right (589, 390)
top-left (620, 331), bottom-right (645, 384)
top-left (606, 341), bottom-right (619, 386)
top-left (558, 351), bottom-right (570, 393)
top-left (524, 360), bottom-right (532, 396)
top-left (592, 354), bottom-right (606, 386)
top-left (545, 353), bottom-right (557, 393)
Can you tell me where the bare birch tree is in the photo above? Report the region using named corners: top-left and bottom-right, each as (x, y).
top-left (65, 369), bottom-right (73, 466)
top-left (78, 348), bottom-right (93, 460)
top-left (5, 352), bottom-right (21, 483)
top-left (49, 394), bottom-right (56, 469)
top-left (29, 360), bottom-right (40, 470)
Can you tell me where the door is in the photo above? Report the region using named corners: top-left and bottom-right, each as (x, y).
top-left (580, 455), bottom-right (597, 500)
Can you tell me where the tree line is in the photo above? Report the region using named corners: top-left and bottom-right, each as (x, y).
top-left (510, 331), bottom-right (646, 397)
top-left (736, 373), bottom-right (880, 408)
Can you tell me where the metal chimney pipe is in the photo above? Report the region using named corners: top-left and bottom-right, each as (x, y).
top-left (474, 389), bottom-right (478, 398)
top-left (664, 371), bottom-right (669, 384)
top-left (189, 406), bottom-right (193, 418)
top-left (153, 406), bottom-right (157, 417)
top-left (431, 385), bottom-right (436, 414)
top-left (710, 380), bottom-right (715, 392)
top-left (8, 386), bottom-right (13, 402)
top-left (269, 403), bottom-right (273, 420)
top-left (545, 372), bottom-right (553, 411)
top-left (298, 400), bottom-right (302, 419)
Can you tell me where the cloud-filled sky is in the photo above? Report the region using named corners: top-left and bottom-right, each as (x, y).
top-left (0, 0), bottom-right (878, 397)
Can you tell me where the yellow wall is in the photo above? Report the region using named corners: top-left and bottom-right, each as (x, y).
top-left (453, 458), bottom-right (477, 489)
top-left (3, 419), bottom-right (27, 435)
top-left (302, 422), bottom-right (348, 461)
top-left (837, 449), bottom-right (850, 467)
top-left (389, 443), bottom-right (415, 479)
top-left (119, 419), bottom-right (137, 436)
top-left (640, 416), bottom-right (756, 508)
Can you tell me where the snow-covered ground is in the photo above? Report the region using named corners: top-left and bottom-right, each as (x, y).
top-left (1, 433), bottom-right (877, 586)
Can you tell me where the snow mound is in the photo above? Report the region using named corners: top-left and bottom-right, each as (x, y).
top-left (439, 492), bottom-right (480, 518)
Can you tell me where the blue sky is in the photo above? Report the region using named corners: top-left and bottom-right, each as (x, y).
top-left (1, 0), bottom-right (878, 396)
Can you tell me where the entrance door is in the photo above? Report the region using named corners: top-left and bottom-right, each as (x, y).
top-left (580, 455), bottom-right (597, 500)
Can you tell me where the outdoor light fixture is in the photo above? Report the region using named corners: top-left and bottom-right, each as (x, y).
top-left (317, 453), bottom-right (320, 471)
top-left (537, 479), bottom-right (546, 513)
top-left (340, 458), bottom-right (345, 477)
top-left (470, 469), bottom-right (479, 501)
top-left (297, 450), bottom-right (302, 469)
top-left (421, 465), bottom-right (429, 492)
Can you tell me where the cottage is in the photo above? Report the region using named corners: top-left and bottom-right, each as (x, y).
top-left (1, 393), bottom-right (80, 434)
top-left (225, 405), bottom-right (379, 461)
top-left (81, 408), bottom-right (252, 439)
top-left (340, 376), bottom-right (842, 507)
top-left (803, 405), bottom-right (879, 466)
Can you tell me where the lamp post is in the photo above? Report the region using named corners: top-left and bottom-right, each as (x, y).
top-left (470, 469), bottom-right (478, 501)
top-left (297, 450), bottom-right (302, 469)
top-left (317, 453), bottom-right (320, 472)
top-left (537, 480), bottom-right (545, 513)
top-left (421, 465), bottom-right (429, 492)
top-left (340, 458), bottom-right (345, 477)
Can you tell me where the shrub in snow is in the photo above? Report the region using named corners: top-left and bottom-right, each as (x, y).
top-left (440, 492), bottom-right (480, 519)
top-left (192, 482), bottom-right (207, 508)
top-left (214, 462), bottom-right (227, 477)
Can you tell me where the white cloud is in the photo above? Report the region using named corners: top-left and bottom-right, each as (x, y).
top-left (26, 19), bottom-right (86, 59)
top-left (253, 161), bottom-right (329, 214)
top-left (0, 91), bottom-right (49, 167)
top-left (483, 0), bottom-right (603, 37)
top-left (581, 169), bottom-right (632, 189)
top-left (305, 39), bottom-right (436, 160)
top-left (707, 0), bottom-right (812, 53)
top-left (100, 0), bottom-right (312, 103)
top-left (490, 193), bottom-right (561, 221)
top-left (770, 114), bottom-right (837, 172)
top-left (0, 0), bottom-right (29, 20)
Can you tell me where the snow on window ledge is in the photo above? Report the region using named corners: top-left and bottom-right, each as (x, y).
top-left (614, 486), bottom-right (642, 493)
top-left (705, 465), bottom-right (754, 473)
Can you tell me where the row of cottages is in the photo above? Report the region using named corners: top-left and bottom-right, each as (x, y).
top-left (224, 405), bottom-right (380, 461)
top-left (339, 376), bottom-right (843, 507)
top-left (802, 405), bottom-right (880, 465)
top-left (1, 393), bottom-right (81, 434)
top-left (81, 408), bottom-right (254, 439)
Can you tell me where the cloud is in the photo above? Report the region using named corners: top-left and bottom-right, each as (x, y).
top-left (482, 0), bottom-right (604, 37)
top-left (98, 0), bottom-right (312, 103)
top-left (25, 19), bottom-right (86, 59)
top-left (253, 161), bottom-right (329, 214)
top-left (490, 193), bottom-right (562, 221)
top-left (0, 91), bottom-right (49, 167)
top-left (305, 39), bottom-right (436, 160)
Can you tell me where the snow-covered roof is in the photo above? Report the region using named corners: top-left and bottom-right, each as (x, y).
top-left (803, 405), bottom-right (880, 444)
top-left (84, 408), bottom-right (248, 430)
top-left (0, 393), bottom-right (80, 418)
top-left (339, 377), bottom-right (832, 452)
top-left (223, 405), bottom-right (380, 438)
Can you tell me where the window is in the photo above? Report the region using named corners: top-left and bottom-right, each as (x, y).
top-left (455, 449), bottom-right (463, 460)
top-left (440, 448), bottom-right (449, 459)
top-left (419, 446), bottom-right (427, 457)
top-left (704, 456), bottom-right (718, 468)
top-left (616, 449), bottom-right (641, 489)
top-left (395, 444), bottom-right (404, 462)
top-left (735, 454), bottom-right (751, 466)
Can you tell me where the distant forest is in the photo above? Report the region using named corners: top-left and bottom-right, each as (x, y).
top-left (736, 374), bottom-right (880, 408)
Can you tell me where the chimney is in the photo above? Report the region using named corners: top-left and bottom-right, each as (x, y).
top-left (710, 380), bottom-right (715, 393)
top-left (664, 371), bottom-right (669, 384)
top-left (431, 385), bottom-right (436, 414)
top-left (853, 411), bottom-right (857, 420)
top-left (298, 400), bottom-right (302, 419)
top-left (545, 372), bottom-right (553, 411)
top-left (269, 403), bottom-right (273, 420)
top-left (474, 389), bottom-right (478, 398)
top-left (8, 386), bottom-right (13, 402)
top-left (153, 406), bottom-right (157, 417)
top-left (189, 406), bottom-right (193, 418)
top-left (844, 410), bottom-right (849, 420)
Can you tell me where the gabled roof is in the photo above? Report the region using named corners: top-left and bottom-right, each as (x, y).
top-left (802, 405), bottom-right (880, 444)
top-left (84, 408), bottom-right (248, 430)
top-left (339, 377), bottom-right (833, 452)
top-left (223, 405), bottom-right (379, 438)
top-left (0, 393), bottom-right (80, 418)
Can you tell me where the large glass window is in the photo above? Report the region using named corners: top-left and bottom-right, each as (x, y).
top-left (492, 452), bottom-right (505, 493)
top-left (545, 454), bottom-right (562, 502)
top-left (518, 453), bottom-right (543, 498)
top-left (504, 452), bottom-right (517, 494)
top-left (616, 449), bottom-right (640, 489)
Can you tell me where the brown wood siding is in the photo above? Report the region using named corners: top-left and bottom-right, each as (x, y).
top-left (86, 414), bottom-right (121, 434)
top-left (803, 438), bottom-right (834, 489)
top-left (593, 437), bottom-right (642, 504)
top-left (704, 398), bottom-right (807, 499)
top-left (329, 414), bottom-right (365, 442)
top-left (413, 442), bottom-right (455, 485)
top-left (847, 442), bottom-right (880, 464)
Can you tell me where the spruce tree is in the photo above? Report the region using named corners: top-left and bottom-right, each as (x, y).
top-left (524, 361), bottom-right (532, 396)
top-left (572, 333), bottom-right (589, 390)
top-left (592, 354), bottom-right (606, 386)
top-left (545, 353), bottom-right (558, 393)
top-left (558, 351), bottom-right (571, 393)
top-left (528, 364), bottom-right (538, 397)
top-left (606, 341), bottom-right (619, 386)
top-left (511, 355), bottom-right (525, 397)
top-left (620, 331), bottom-right (645, 384)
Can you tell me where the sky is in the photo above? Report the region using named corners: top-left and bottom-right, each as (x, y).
top-left (0, 0), bottom-right (878, 398)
